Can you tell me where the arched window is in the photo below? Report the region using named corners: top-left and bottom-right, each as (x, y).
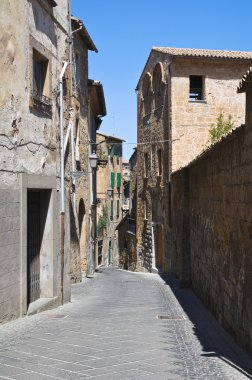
top-left (153, 62), bottom-right (165, 110)
top-left (142, 73), bottom-right (152, 115)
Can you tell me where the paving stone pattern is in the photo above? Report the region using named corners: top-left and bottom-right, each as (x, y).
top-left (0, 268), bottom-right (252, 380)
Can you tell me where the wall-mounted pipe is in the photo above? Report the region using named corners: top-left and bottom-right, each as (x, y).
top-left (59, 60), bottom-right (68, 305)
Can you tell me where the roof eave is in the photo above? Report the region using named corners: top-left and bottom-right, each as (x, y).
top-left (71, 17), bottom-right (98, 53)
top-left (88, 80), bottom-right (107, 117)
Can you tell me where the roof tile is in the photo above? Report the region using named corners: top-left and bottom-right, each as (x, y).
top-left (153, 47), bottom-right (252, 60)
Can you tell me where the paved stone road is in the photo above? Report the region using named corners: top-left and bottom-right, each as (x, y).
top-left (0, 268), bottom-right (252, 380)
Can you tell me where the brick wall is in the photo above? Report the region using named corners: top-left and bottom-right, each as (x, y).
top-left (171, 122), bottom-right (252, 354)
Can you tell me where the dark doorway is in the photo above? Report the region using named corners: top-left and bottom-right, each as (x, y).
top-left (27, 191), bottom-right (42, 305)
top-left (156, 224), bottom-right (163, 271)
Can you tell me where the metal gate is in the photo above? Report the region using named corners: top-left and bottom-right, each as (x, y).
top-left (27, 191), bottom-right (41, 305)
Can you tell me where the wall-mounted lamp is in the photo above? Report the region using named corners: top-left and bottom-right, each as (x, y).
top-left (107, 187), bottom-right (113, 197)
top-left (89, 152), bottom-right (98, 169)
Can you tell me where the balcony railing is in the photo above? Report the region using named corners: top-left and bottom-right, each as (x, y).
top-left (32, 90), bottom-right (52, 107)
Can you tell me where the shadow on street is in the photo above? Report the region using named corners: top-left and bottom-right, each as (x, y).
top-left (159, 273), bottom-right (252, 379)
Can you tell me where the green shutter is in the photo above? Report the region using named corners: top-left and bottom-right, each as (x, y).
top-left (110, 172), bottom-right (115, 187)
top-left (110, 200), bottom-right (114, 219)
top-left (116, 199), bottom-right (120, 218)
top-left (117, 173), bottom-right (122, 188)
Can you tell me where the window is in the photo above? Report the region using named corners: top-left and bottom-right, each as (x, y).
top-left (110, 200), bottom-right (114, 220)
top-left (144, 153), bottom-right (148, 178)
top-left (110, 172), bottom-right (115, 188)
top-left (117, 173), bottom-right (122, 189)
top-left (116, 200), bottom-right (120, 218)
top-left (142, 73), bottom-right (152, 116)
top-left (153, 63), bottom-right (164, 110)
top-left (144, 199), bottom-right (148, 220)
top-left (189, 75), bottom-right (204, 101)
top-left (33, 49), bottom-right (51, 105)
top-left (157, 149), bottom-right (162, 176)
top-left (116, 145), bottom-right (120, 164)
top-left (108, 144), bottom-right (114, 159)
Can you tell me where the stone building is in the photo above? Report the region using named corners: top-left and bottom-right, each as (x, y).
top-left (68, 17), bottom-right (104, 282)
top-left (96, 133), bottom-right (124, 267)
top-left (0, 0), bottom-right (102, 323)
top-left (122, 160), bottom-right (130, 214)
top-left (135, 47), bottom-right (252, 273)
top-left (117, 148), bottom-right (137, 270)
top-left (170, 67), bottom-right (252, 355)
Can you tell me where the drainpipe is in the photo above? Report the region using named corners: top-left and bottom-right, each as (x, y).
top-left (70, 111), bottom-right (76, 210)
top-left (59, 61), bottom-right (68, 305)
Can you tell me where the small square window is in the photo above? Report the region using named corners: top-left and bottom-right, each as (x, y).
top-left (189, 75), bottom-right (204, 101)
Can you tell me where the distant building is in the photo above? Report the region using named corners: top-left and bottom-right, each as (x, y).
top-left (135, 47), bottom-right (252, 273)
top-left (122, 160), bottom-right (130, 214)
top-left (117, 148), bottom-right (137, 271)
top-left (96, 133), bottom-right (124, 267)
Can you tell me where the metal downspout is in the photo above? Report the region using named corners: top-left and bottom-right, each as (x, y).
top-left (59, 61), bottom-right (68, 305)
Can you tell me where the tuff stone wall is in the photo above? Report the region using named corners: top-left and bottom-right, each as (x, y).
top-left (96, 133), bottom-right (123, 266)
top-left (171, 122), bottom-right (252, 354)
top-left (0, 0), bottom-right (71, 323)
top-left (0, 188), bottom-right (21, 322)
top-left (136, 54), bottom-right (170, 272)
top-left (171, 58), bottom-right (249, 171)
top-left (136, 50), bottom-right (251, 274)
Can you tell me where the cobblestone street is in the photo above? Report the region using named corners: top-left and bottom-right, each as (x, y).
top-left (0, 267), bottom-right (252, 380)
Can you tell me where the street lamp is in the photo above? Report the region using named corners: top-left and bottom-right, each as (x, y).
top-left (107, 187), bottom-right (113, 197)
top-left (89, 152), bottom-right (98, 169)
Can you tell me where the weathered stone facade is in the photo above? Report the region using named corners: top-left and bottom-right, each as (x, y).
top-left (171, 73), bottom-right (252, 354)
top-left (0, 0), bottom-right (101, 323)
top-left (96, 133), bottom-right (124, 267)
top-left (136, 47), bottom-right (252, 273)
top-left (117, 149), bottom-right (137, 271)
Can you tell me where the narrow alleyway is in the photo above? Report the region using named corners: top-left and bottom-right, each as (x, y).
top-left (0, 268), bottom-right (252, 380)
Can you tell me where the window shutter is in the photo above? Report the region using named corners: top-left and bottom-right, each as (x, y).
top-left (110, 172), bottom-right (115, 187)
top-left (110, 200), bottom-right (114, 219)
top-left (116, 200), bottom-right (120, 218)
top-left (117, 173), bottom-right (122, 188)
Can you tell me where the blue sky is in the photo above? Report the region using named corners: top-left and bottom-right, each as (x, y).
top-left (71, 0), bottom-right (252, 159)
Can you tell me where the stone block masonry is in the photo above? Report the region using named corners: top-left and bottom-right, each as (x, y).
top-left (0, 189), bottom-right (21, 323)
top-left (171, 122), bottom-right (252, 355)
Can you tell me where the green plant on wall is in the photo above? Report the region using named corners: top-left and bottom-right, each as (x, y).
top-left (97, 204), bottom-right (108, 236)
top-left (209, 112), bottom-right (234, 144)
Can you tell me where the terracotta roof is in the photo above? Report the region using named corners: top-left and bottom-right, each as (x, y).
top-left (153, 47), bottom-right (252, 60)
top-left (237, 67), bottom-right (252, 93)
